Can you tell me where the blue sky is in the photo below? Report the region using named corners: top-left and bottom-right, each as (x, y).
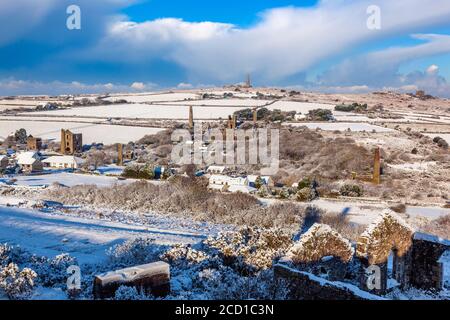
top-left (1, 0), bottom-right (450, 96)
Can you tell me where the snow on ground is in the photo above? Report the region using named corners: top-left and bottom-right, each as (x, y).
top-left (388, 162), bottom-right (437, 172)
top-left (0, 206), bottom-right (209, 264)
top-left (94, 166), bottom-right (124, 176)
top-left (285, 122), bottom-right (394, 132)
top-left (0, 115), bottom-right (110, 123)
top-left (308, 199), bottom-right (450, 226)
top-left (0, 120), bottom-right (163, 144)
top-left (0, 172), bottom-right (134, 188)
top-left (28, 104), bottom-right (248, 120)
top-left (160, 98), bottom-right (272, 107)
top-left (104, 92), bottom-right (200, 103)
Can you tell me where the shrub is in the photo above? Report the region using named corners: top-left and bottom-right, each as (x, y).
top-left (122, 164), bottom-right (155, 180)
top-left (204, 227), bottom-right (293, 274)
top-left (339, 184), bottom-right (363, 197)
top-left (432, 136), bottom-right (449, 149)
top-left (161, 244), bottom-right (209, 268)
top-left (297, 178), bottom-right (311, 190)
top-left (0, 244), bottom-right (28, 267)
top-left (390, 203), bottom-right (407, 214)
top-left (114, 286), bottom-right (149, 300)
top-left (296, 188), bottom-right (314, 202)
top-left (307, 109), bottom-right (333, 121)
top-left (0, 263), bottom-right (37, 299)
top-left (334, 103), bottom-right (368, 113)
top-left (279, 128), bottom-right (372, 180)
top-left (106, 238), bottom-right (164, 268)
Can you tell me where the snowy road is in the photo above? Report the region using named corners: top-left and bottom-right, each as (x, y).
top-left (0, 206), bottom-right (208, 264)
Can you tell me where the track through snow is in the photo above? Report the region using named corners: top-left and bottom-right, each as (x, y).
top-left (0, 206), bottom-right (208, 264)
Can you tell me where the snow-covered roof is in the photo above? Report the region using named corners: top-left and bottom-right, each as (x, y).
top-left (42, 156), bottom-right (84, 165)
top-left (16, 152), bottom-right (40, 165)
top-left (209, 175), bottom-right (247, 186)
top-left (438, 249), bottom-right (450, 264)
top-left (414, 232), bottom-right (450, 246)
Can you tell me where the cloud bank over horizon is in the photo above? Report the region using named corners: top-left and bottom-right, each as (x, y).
top-left (1, 0), bottom-right (450, 96)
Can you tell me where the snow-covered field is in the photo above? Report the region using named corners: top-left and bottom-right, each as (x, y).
top-left (28, 103), bottom-right (249, 120)
top-left (160, 98), bottom-right (273, 107)
top-left (0, 172), bottom-right (133, 188)
top-left (388, 162), bottom-right (437, 172)
top-left (285, 122), bottom-right (394, 132)
top-left (105, 92), bottom-right (200, 103)
top-left (0, 206), bottom-right (209, 264)
top-left (309, 199), bottom-right (450, 225)
top-left (0, 120), bottom-right (163, 144)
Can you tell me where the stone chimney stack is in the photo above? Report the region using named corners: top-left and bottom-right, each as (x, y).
top-left (373, 147), bottom-right (381, 184)
top-left (188, 106), bottom-right (194, 129)
top-left (117, 143), bottom-right (124, 166)
top-left (227, 115), bottom-right (233, 129)
top-left (253, 109), bottom-right (258, 124)
top-left (232, 114), bottom-right (237, 129)
top-left (61, 129), bottom-right (66, 155)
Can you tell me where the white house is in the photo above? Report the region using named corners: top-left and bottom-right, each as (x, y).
top-left (16, 151), bottom-right (43, 173)
top-left (42, 155), bottom-right (84, 169)
top-left (208, 175), bottom-right (255, 193)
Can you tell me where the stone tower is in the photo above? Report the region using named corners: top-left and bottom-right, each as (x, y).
top-left (245, 73), bottom-right (252, 88)
top-left (188, 106), bottom-right (194, 129)
top-left (61, 129), bottom-right (66, 154)
top-left (117, 143), bottom-right (123, 166)
top-left (373, 147), bottom-right (381, 184)
top-left (61, 129), bottom-right (82, 155)
top-left (253, 109), bottom-right (258, 124)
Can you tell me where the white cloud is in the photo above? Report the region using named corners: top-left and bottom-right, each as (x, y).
top-left (130, 82), bottom-right (146, 90)
top-left (3, 0), bottom-right (450, 97)
top-left (177, 82), bottom-right (193, 89)
top-left (83, 0), bottom-right (450, 83)
top-left (317, 34), bottom-right (450, 90)
top-left (0, 79), bottom-right (155, 96)
top-left (426, 64), bottom-right (439, 75)
top-left (0, 0), bottom-right (57, 45)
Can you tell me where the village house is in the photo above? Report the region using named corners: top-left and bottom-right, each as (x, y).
top-left (208, 174), bottom-right (256, 194)
top-left (16, 151), bottom-right (43, 173)
top-left (27, 135), bottom-right (42, 151)
top-left (42, 155), bottom-right (84, 170)
top-left (0, 155), bottom-right (9, 170)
